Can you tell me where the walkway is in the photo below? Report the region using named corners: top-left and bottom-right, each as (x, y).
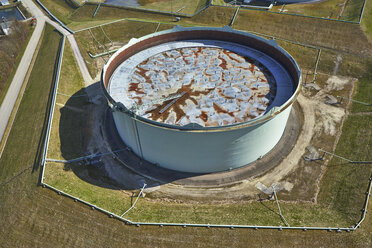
top-left (0, 0), bottom-right (92, 146)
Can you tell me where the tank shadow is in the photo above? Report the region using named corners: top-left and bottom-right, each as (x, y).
top-left (59, 82), bottom-right (202, 191)
top-left (59, 82), bottom-right (301, 191)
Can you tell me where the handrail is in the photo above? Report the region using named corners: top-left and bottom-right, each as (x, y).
top-left (35, 0), bottom-right (74, 34)
top-left (40, 34), bottom-right (65, 183)
top-left (319, 148), bottom-right (372, 164)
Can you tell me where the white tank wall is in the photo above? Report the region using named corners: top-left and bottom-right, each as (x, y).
top-left (112, 105), bottom-right (292, 173)
top-left (103, 26), bottom-right (302, 173)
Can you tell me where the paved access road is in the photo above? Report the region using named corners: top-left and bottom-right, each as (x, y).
top-left (0, 0), bottom-right (92, 146)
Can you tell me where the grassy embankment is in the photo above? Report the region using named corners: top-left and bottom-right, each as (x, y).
top-left (42, 45), bottom-right (371, 247)
top-left (72, 5), bottom-right (371, 78)
top-left (361, 0), bottom-right (372, 41)
top-left (73, 20), bottom-right (176, 77)
top-left (0, 24), bottom-right (61, 185)
top-left (43, 57), bottom-right (371, 226)
top-left (74, 20), bottom-right (159, 77)
top-left (38, 1), bottom-right (234, 31)
top-left (36, 0), bottom-right (78, 25)
top-left (136, 0), bottom-right (209, 15)
top-left (232, 8), bottom-right (372, 56)
top-left (341, 0), bottom-right (366, 21)
top-left (212, 0), bottom-right (364, 22)
top-left (46, 41), bottom-right (87, 160)
top-left (69, 5), bottom-right (372, 56)
top-left (66, 0), bottom-right (208, 15)
top-left (350, 61), bottom-right (372, 113)
top-left (38, 0), bottom-right (207, 30)
top-left (270, 0), bottom-right (365, 21)
top-left (0, 24), bottom-right (63, 245)
top-left (38, 0), bottom-right (368, 31)
top-left (45, 7), bottom-right (372, 229)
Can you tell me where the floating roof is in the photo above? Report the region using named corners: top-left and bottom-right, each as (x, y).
top-left (109, 40), bottom-right (294, 127)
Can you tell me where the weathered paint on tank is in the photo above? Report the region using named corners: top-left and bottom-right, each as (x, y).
top-left (102, 26), bottom-right (301, 173)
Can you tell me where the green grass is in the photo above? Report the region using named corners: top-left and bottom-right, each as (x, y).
top-left (270, 0), bottom-right (364, 22)
top-left (233, 8), bottom-right (372, 57)
top-left (361, 0), bottom-right (372, 41)
top-left (156, 22), bottom-right (177, 31)
top-left (70, 3), bottom-right (174, 23)
top-left (45, 162), bottom-right (131, 214)
top-left (75, 0), bottom-right (207, 15)
top-left (42, 50), bottom-right (371, 229)
top-left (68, 4), bottom-right (233, 31)
top-left (44, 12), bottom-right (372, 229)
top-left (43, 107), bottom-right (370, 226)
top-left (211, 0), bottom-right (228, 5)
top-left (74, 20), bottom-right (159, 77)
top-left (46, 0), bottom-right (372, 59)
top-left (317, 49), bottom-right (371, 77)
top-left (38, 0), bottom-right (78, 25)
top-left (0, 24), bottom-right (62, 182)
top-left (341, 0), bottom-right (366, 21)
top-left (278, 0), bottom-right (345, 19)
top-left (217, 0), bottom-right (363, 22)
top-left (178, 5), bottom-right (235, 26)
top-left (44, 161), bottom-right (351, 227)
top-left (137, 0), bottom-right (209, 15)
top-left (275, 40), bottom-right (318, 71)
top-left (350, 60), bottom-right (372, 113)
top-left (126, 201), bottom-right (349, 226)
top-left (94, 20), bottom-right (158, 44)
top-left (47, 41), bottom-right (87, 160)
top-left (318, 115), bottom-right (372, 223)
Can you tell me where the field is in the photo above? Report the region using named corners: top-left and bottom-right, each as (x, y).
top-left (214, 0), bottom-right (365, 22)
top-left (68, 5), bottom-right (372, 55)
top-left (0, 1), bottom-right (372, 247)
top-left (66, 0), bottom-right (209, 15)
top-left (273, 0), bottom-right (365, 21)
top-left (38, 0), bottom-right (209, 29)
top-left (361, 0), bottom-right (372, 40)
top-left (44, 26), bottom-right (371, 227)
top-left (135, 0), bottom-right (210, 15)
top-left (72, 5), bottom-right (371, 80)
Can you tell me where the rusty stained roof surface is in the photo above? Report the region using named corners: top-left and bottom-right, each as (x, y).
top-left (109, 40), bottom-right (294, 127)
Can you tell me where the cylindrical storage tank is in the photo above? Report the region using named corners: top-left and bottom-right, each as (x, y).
top-left (101, 26), bottom-right (301, 173)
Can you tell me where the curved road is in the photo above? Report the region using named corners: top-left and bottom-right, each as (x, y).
top-left (0, 0), bottom-right (92, 147)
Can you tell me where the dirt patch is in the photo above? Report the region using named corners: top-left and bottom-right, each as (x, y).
top-left (325, 75), bottom-right (350, 91)
top-left (314, 102), bottom-right (344, 136)
top-left (58, 72), bottom-right (353, 204)
top-left (251, 94), bottom-right (315, 189)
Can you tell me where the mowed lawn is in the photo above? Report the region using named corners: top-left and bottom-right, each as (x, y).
top-left (0, 24), bottom-right (62, 183)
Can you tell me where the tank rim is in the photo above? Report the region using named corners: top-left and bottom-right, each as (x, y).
top-left (101, 26), bottom-right (302, 132)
